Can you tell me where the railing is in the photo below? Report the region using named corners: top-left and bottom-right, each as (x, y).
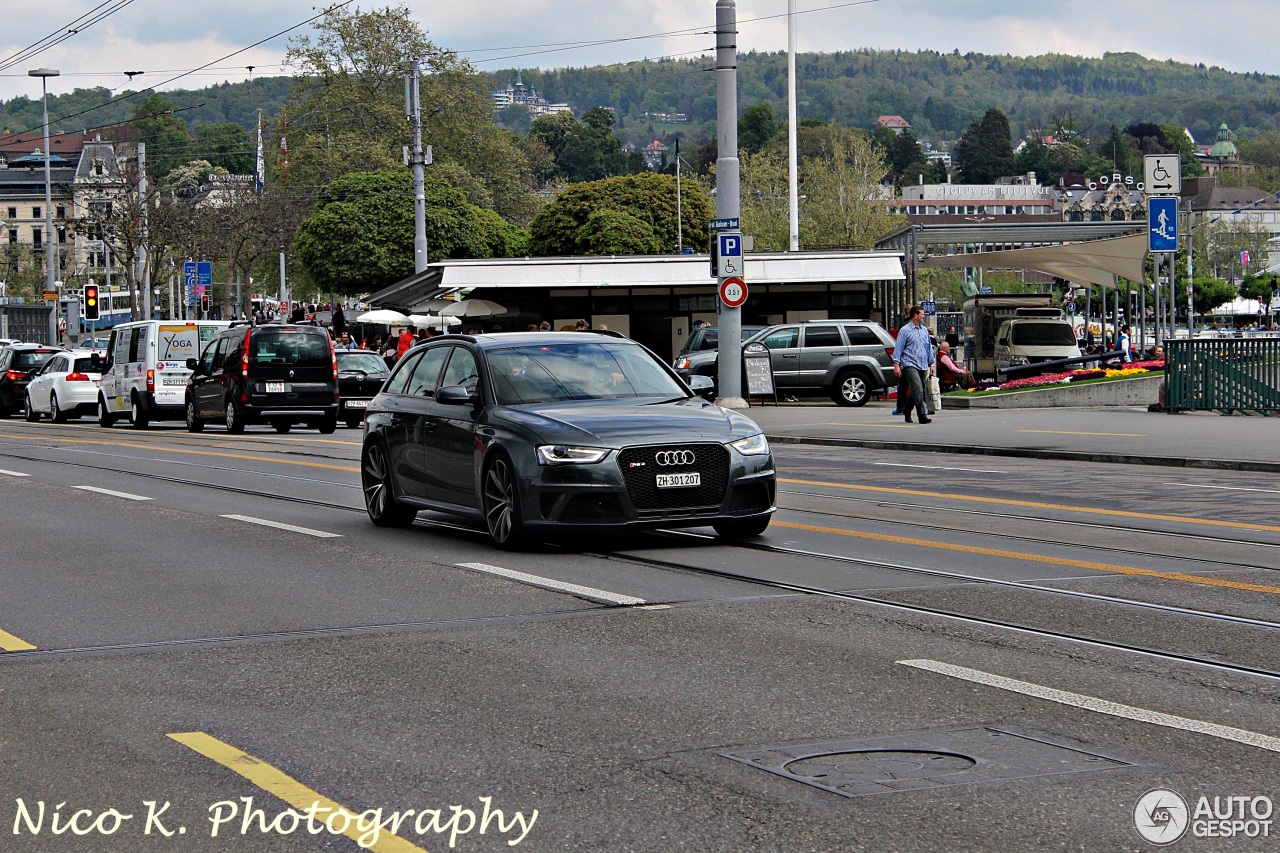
top-left (1166, 339), bottom-right (1280, 415)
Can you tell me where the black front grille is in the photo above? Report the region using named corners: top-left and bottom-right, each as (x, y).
top-left (727, 482), bottom-right (772, 514)
top-left (560, 493), bottom-right (625, 523)
top-left (617, 443), bottom-right (730, 513)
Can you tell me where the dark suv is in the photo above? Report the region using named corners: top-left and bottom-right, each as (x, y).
top-left (185, 323), bottom-right (338, 434)
top-left (0, 344), bottom-right (65, 417)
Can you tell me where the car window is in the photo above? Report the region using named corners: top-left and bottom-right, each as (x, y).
top-left (113, 329), bottom-right (130, 364)
top-left (250, 331), bottom-right (329, 367)
top-left (440, 347), bottom-right (479, 394)
top-left (404, 346), bottom-right (449, 396)
top-left (73, 357), bottom-right (97, 373)
top-left (336, 352), bottom-right (387, 374)
top-left (845, 326), bottom-right (882, 346)
top-left (699, 330), bottom-right (718, 351)
top-left (761, 327), bottom-right (798, 350)
top-left (1011, 323), bottom-right (1078, 347)
top-left (200, 338), bottom-right (221, 373)
top-left (382, 350), bottom-right (423, 395)
top-left (128, 327), bottom-right (143, 362)
top-left (803, 326), bottom-right (843, 348)
top-left (13, 350), bottom-right (58, 370)
top-left (223, 337), bottom-right (242, 372)
top-left (487, 342), bottom-right (686, 405)
top-left (41, 356), bottom-right (65, 374)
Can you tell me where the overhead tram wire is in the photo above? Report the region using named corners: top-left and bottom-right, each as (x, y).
top-left (0, 0), bottom-right (138, 73)
top-left (0, 0), bottom-right (357, 147)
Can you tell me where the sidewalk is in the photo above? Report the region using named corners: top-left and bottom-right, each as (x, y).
top-left (744, 401), bottom-right (1280, 472)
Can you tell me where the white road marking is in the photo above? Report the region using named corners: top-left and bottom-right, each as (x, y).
top-left (220, 514), bottom-right (342, 538)
top-left (1167, 483), bottom-right (1280, 495)
top-left (899, 659), bottom-right (1280, 754)
top-left (0, 469), bottom-right (30, 477)
top-left (869, 462), bottom-right (1007, 474)
top-left (75, 485), bottom-right (152, 501)
top-left (456, 562), bottom-right (645, 606)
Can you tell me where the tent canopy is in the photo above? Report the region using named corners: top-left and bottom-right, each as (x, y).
top-left (919, 232), bottom-right (1148, 289)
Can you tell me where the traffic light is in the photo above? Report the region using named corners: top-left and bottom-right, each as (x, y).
top-left (83, 284), bottom-right (100, 321)
top-left (200, 293), bottom-right (211, 314)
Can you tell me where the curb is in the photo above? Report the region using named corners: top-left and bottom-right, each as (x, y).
top-left (764, 434), bottom-right (1280, 474)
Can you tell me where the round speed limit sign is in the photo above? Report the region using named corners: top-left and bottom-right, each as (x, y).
top-left (719, 277), bottom-right (748, 308)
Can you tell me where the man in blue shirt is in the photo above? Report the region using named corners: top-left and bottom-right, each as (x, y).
top-left (892, 305), bottom-right (935, 424)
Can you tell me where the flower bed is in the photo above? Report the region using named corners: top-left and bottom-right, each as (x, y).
top-left (960, 360), bottom-right (1164, 396)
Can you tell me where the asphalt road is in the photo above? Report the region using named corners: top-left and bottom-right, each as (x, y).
top-left (1, 416), bottom-right (1278, 852)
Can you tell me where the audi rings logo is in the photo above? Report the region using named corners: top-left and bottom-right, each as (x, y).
top-left (655, 449), bottom-right (696, 466)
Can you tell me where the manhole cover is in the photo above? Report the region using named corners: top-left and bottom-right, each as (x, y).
top-left (722, 726), bottom-right (1131, 798)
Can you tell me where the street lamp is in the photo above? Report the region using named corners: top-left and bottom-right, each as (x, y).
top-left (28, 67), bottom-right (59, 344)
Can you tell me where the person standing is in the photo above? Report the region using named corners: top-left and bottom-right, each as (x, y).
top-left (396, 326), bottom-right (416, 359)
top-left (1117, 324), bottom-right (1133, 363)
top-left (945, 325), bottom-right (960, 349)
top-left (331, 305), bottom-right (346, 337)
top-left (892, 305), bottom-right (935, 424)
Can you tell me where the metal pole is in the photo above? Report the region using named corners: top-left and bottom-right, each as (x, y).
top-left (1154, 254), bottom-right (1163, 345)
top-left (30, 69), bottom-right (60, 344)
top-left (786, 0), bottom-right (799, 251)
top-left (138, 143), bottom-right (149, 320)
top-left (676, 138), bottom-right (683, 252)
top-left (1186, 214), bottom-right (1196, 336)
top-left (1168, 251), bottom-right (1177, 339)
top-left (714, 0), bottom-right (745, 408)
top-left (407, 60), bottom-right (428, 273)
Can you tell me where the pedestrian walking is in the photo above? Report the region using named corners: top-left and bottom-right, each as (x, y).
top-left (892, 305), bottom-right (935, 424)
top-left (1117, 324), bottom-right (1133, 363)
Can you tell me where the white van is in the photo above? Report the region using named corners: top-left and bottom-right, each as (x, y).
top-left (97, 320), bottom-right (230, 428)
top-left (993, 312), bottom-right (1081, 373)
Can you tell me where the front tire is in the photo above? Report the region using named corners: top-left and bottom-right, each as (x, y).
top-left (713, 515), bottom-right (771, 540)
top-left (225, 401), bottom-right (244, 434)
top-left (97, 395), bottom-right (117, 428)
top-left (50, 393), bottom-right (67, 424)
top-left (482, 453), bottom-right (527, 549)
top-left (186, 399), bottom-right (204, 433)
top-left (361, 442), bottom-right (417, 527)
top-left (832, 370), bottom-right (872, 407)
top-left (24, 393), bottom-right (40, 422)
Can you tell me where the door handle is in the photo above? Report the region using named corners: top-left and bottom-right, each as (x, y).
top-left (782, 353), bottom-right (798, 358)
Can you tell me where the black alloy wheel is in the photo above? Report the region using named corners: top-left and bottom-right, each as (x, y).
top-left (186, 399), bottom-right (204, 433)
top-left (361, 442), bottom-right (417, 527)
top-left (482, 453), bottom-right (527, 549)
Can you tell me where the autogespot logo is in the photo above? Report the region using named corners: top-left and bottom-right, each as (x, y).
top-left (1135, 789), bottom-right (1190, 845)
top-left (654, 450), bottom-right (696, 466)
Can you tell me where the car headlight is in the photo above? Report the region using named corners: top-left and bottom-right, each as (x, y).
top-left (730, 433), bottom-right (770, 456)
top-left (674, 357), bottom-right (692, 370)
top-left (536, 445), bottom-right (610, 465)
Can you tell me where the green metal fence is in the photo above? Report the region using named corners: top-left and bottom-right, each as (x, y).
top-left (1166, 338), bottom-right (1280, 415)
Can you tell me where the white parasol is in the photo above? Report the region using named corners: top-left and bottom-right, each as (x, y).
top-left (354, 309), bottom-right (411, 325)
top-left (408, 314), bottom-right (462, 330)
top-left (440, 298), bottom-right (508, 318)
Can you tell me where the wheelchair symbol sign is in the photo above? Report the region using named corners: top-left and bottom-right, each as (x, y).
top-left (717, 232), bottom-right (743, 278)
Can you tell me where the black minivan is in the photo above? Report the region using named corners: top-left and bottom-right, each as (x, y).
top-left (185, 323), bottom-right (339, 434)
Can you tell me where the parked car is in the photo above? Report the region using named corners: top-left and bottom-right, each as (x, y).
top-left (185, 322), bottom-right (339, 434)
top-left (336, 348), bottom-right (390, 428)
top-left (361, 332), bottom-right (776, 548)
top-left (24, 349), bottom-right (103, 422)
top-left (0, 344), bottom-right (65, 417)
top-left (671, 324), bottom-right (768, 385)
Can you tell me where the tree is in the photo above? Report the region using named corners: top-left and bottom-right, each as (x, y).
top-left (738, 147), bottom-right (792, 251)
top-left (294, 170), bottom-right (516, 295)
top-left (528, 172), bottom-right (711, 256)
top-left (575, 209), bottom-right (662, 254)
top-left (129, 93), bottom-right (192, 182)
top-left (1240, 273), bottom-right (1277, 304)
top-left (887, 131), bottom-right (930, 186)
top-left (799, 131), bottom-right (906, 249)
top-left (740, 102), bottom-right (779, 154)
top-left (193, 123), bottom-right (254, 175)
top-left (953, 108), bottom-right (1015, 183)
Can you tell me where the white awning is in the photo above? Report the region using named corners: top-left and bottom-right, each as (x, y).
top-left (919, 232), bottom-right (1148, 289)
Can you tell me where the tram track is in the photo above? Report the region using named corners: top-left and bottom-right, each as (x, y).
top-left (5, 432), bottom-right (1280, 683)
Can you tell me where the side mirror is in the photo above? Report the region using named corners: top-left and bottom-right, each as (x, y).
top-left (688, 374), bottom-right (715, 397)
top-left (997, 338), bottom-right (1009, 347)
top-left (186, 358), bottom-right (202, 374)
top-left (436, 384), bottom-right (477, 406)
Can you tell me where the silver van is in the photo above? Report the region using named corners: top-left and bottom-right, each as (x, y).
top-left (993, 317), bottom-right (1081, 373)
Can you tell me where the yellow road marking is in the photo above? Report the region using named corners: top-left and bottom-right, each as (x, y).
top-left (10, 436), bottom-right (359, 473)
top-left (779, 477), bottom-right (1280, 534)
top-left (1018, 429), bottom-right (1146, 437)
top-left (168, 732), bottom-right (427, 853)
top-left (773, 520), bottom-right (1280, 595)
top-left (0, 627), bottom-right (36, 651)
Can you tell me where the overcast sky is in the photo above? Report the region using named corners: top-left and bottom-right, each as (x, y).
top-left (1, 1), bottom-right (1277, 106)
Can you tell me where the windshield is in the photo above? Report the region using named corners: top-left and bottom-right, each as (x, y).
top-left (72, 357), bottom-right (99, 373)
top-left (250, 332), bottom-right (330, 367)
top-left (1011, 323), bottom-right (1079, 347)
top-left (337, 352), bottom-right (387, 373)
top-left (487, 342), bottom-right (688, 405)
top-left (13, 350), bottom-right (58, 370)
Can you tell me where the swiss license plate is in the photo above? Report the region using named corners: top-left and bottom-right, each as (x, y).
top-left (265, 382), bottom-right (286, 393)
top-left (345, 400), bottom-right (369, 409)
top-left (162, 377), bottom-right (187, 386)
top-left (656, 472), bottom-right (700, 489)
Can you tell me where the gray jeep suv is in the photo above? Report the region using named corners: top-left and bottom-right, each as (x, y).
top-left (752, 321), bottom-right (897, 406)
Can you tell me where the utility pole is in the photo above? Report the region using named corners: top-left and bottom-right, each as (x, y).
top-left (138, 142), bottom-right (149, 320)
top-left (675, 138), bottom-right (683, 252)
top-left (406, 60), bottom-right (428, 273)
top-left (29, 68), bottom-right (59, 344)
top-left (787, 0), bottom-right (799, 251)
top-left (714, 0), bottom-right (746, 409)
